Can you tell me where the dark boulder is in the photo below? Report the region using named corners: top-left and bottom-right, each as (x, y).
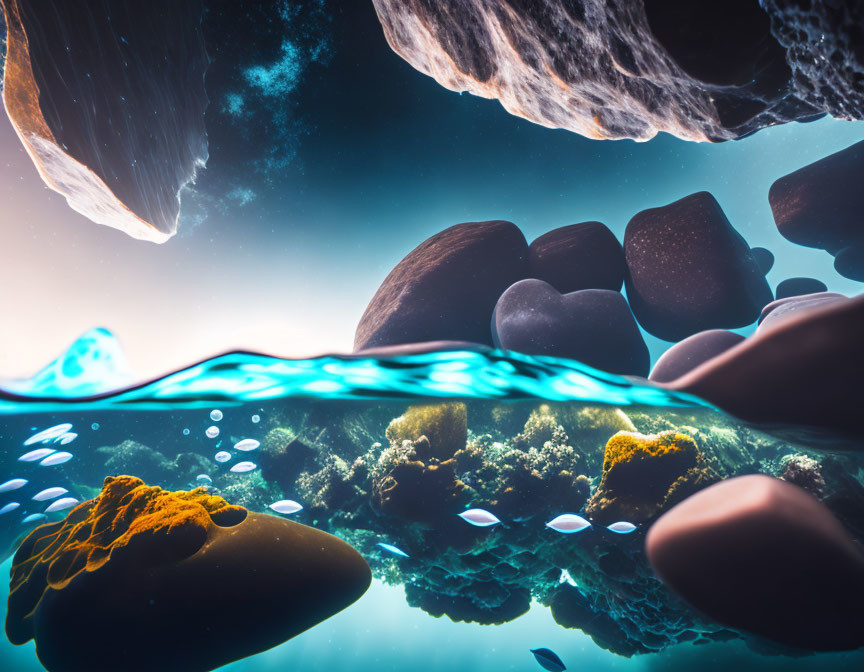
top-left (624, 192), bottom-right (773, 341)
top-left (769, 140), bottom-right (864, 280)
top-left (775, 277), bottom-right (828, 300)
top-left (757, 292), bottom-right (849, 332)
top-left (649, 330), bottom-right (745, 383)
top-left (354, 221), bottom-right (529, 351)
top-left (528, 222), bottom-right (625, 293)
top-left (750, 247), bottom-right (774, 275)
top-left (492, 279), bottom-right (649, 377)
top-left (646, 475), bottom-right (864, 651)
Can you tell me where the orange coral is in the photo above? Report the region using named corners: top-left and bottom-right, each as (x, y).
top-left (600, 431), bottom-right (697, 474)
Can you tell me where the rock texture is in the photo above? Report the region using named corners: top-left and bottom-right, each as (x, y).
top-left (769, 140), bottom-right (864, 280)
top-left (354, 221), bottom-right (529, 351)
top-left (624, 192), bottom-right (772, 341)
top-left (493, 279), bottom-right (649, 376)
top-left (371, 0), bottom-right (864, 143)
top-left (649, 330), bottom-right (745, 383)
top-left (5, 476), bottom-right (371, 672)
top-left (646, 475), bottom-right (864, 651)
top-left (528, 222), bottom-right (625, 293)
top-left (775, 277), bottom-right (828, 300)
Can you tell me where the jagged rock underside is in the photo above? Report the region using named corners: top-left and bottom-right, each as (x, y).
top-left (372, 0), bottom-right (863, 142)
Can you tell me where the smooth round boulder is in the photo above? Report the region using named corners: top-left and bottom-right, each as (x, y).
top-left (6, 476), bottom-right (371, 672)
top-left (624, 192), bottom-right (772, 342)
top-left (492, 279), bottom-right (649, 376)
top-left (750, 246), bottom-right (774, 275)
top-left (834, 241), bottom-right (864, 282)
top-left (646, 475), bottom-right (864, 651)
top-left (354, 221), bottom-right (529, 351)
top-left (528, 222), bottom-right (625, 293)
top-left (757, 292), bottom-right (848, 333)
top-left (649, 330), bottom-right (745, 383)
top-left (775, 277), bottom-right (828, 300)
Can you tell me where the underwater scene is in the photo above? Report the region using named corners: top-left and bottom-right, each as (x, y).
top-left (2, 1), bottom-right (864, 672)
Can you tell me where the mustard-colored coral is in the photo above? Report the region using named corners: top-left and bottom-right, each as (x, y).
top-left (9, 475), bottom-right (246, 596)
top-left (385, 402), bottom-right (467, 461)
top-left (600, 431), bottom-right (697, 474)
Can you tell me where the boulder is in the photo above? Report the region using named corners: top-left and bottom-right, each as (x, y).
top-left (757, 292), bottom-right (849, 332)
top-left (649, 330), bottom-right (745, 383)
top-left (624, 192), bottom-right (772, 341)
top-left (492, 279), bottom-right (649, 376)
top-left (775, 277), bottom-right (828, 300)
top-left (354, 221), bottom-right (529, 351)
top-left (528, 222), bottom-right (625, 293)
top-left (750, 247), bottom-right (774, 275)
top-left (646, 475), bottom-right (864, 651)
top-left (834, 241), bottom-right (864, 282)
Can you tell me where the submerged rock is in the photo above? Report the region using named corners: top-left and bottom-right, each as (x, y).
top-left (769, 140), bottom-right (864, 280)
top-left (646, 475), bottom-right (864, 651)
top-left (750, 247), bottom-right (774, 275)
top-left (0, 0), bottom-right (208, 241)
top-left (624, 192), bottom-right (772, 341)
top-left (385, 402), bottom-right (467, 462)
top-left (371, 0), bottom-right (861, 142)
top-left (649, 330), bottom-right (745, 383)
top-left (5, 476), bottom-right (370, 672)
top-left (528, 222), bottom-right (625, 293)
top-left (775, 277), bottom-right (828, 300)
top-left (354, 221), bottom-right (529, 351)
top-left (757, 292), bottom-right (849, 332)
top-left (493, 279), bottom-right (649, 376)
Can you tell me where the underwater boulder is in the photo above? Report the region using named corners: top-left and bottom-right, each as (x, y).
top-left (585, 430), bottom-right (714, 524)
top-left (0, 0), bottom-right (208, 241)
top-left (834, 241), bottom-right (864, 282)
top-left (775, 277), bottom-right (828, 300)
top-left (769, 140), bottom-right (864, 279)
top-left (5, 476), bottom-right (371, 672)
top-left (668, 293), bottom-right (863, 434)
top-left (750, 247), bottom-right (774, 275)
top-left (624, 192), bottom-right (773, 341)
top-left (649, 330), bottom-right (745, 383)
top-left (354, 221), bottom-right (529, 350)
top-left (405, 579), bottom-right (530, 625)
top-left (528, 222), bottom-right (625, 293)
top-left (493, 280), bottom-right (649, 377)
top-left (646, 475), bottom-right (864, 651)
top-left (757, 292), bottom-right (849, 332)
top-left (385, 402), bottom-right (468, 461)
top-left (370, 0), bottom-right (862, 143)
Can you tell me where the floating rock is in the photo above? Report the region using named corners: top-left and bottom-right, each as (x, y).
top-left (1, 0), bottom-right (208, 241)
top-left (492, 280), bottom-right (649, 376)
top-left (646, 475), bottom-right (864, 651)
top-left (370, 1), bottom-right (862, 142)
top-left (669, 294), bottom-right (863, 434)
top-left (649, 330), bottom-right (745, 383)
top-left (5, 476), bottom-right (370, 672)
top-left (528, 222), bottom-right (625, 293)
top-left (757, 292), bottom-right (849, 332)
top-left (585, 430), bottom-right (714, 524)
top-left (775, 277), bottom-right (828, 300)
top-left (385, 403), bottom-right (467, 462)
top-left (750, 247), bottom-right (774, 275)
top-left (624, 192), bottom-right (773, 341)
top-left (354, 221), bottom-right (529, 350)
top-left (769, 140), bottom-right (864, 279)
top-left (834, 241), bottom-right (864, 282)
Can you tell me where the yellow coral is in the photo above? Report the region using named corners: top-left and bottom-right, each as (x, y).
top-left (385, 402), bottom-right (467, 460)
top-left (601, 430), bottom-right (697, 474)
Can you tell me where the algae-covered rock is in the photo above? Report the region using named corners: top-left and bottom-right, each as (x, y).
top-left (385, 402), bottom-right (467, 461)
top-left (5, 475), bottom-right (371, 672)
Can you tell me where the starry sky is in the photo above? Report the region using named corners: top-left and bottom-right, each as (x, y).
top-left (1, 1), bottom-right (863, 382)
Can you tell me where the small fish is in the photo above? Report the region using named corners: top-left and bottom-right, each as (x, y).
top-left (196, 474), bottom-right (213, 484)
top-left (546, 514), bottom-right (591, 534)
top-left (0, 502), bottom-right (21, 515)
top-left (40, 452), bottom-right (73, 467)
top-left (32, 487), bottom-right (68, 501)
top-left (230, 461), bottom-right (256, 473)
top-left (205, 425), bottom-right (220, 438)
top-left (531, 647), bottom-right (566, 672)
top-left (23, 424), bottom-right (73, 446)
top-left (210, 409), bottom-right (223, 422)
top-left (21, 513), bottom-right (47, 525)
top-left (19, 448), bottom-right (57, 462)
top-left (377, 542), bottom-right (409, 558)
top-left (269, 500), bottom-right (302, 515)
top-left (0, 478), bottom-right (28, 493)
top-left (606, 521), bottom-right (637, 534)
top-left (457, 508), bottom-right (501, 527)
top-left (45, 497), bottom-right (79, 513)
top-left (234, 439), bottom-right (260, 452)
top-left (214, 451), bottom-right (232, 463)
top-left (53, 432), bottom-right (78, 445)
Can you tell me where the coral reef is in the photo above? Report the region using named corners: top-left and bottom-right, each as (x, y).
top-left (5, 475), bottom-right (371, 672)
top-left (385, 403), bottom-right (468, 461)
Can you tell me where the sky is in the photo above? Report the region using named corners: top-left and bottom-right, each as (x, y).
top-left (1, 1), bottom-right (863, 382)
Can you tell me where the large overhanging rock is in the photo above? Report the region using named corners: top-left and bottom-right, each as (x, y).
top-left (372, 0), bottom-right (863, 142)
top-left (0, 0), bottom-right (208, 242)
